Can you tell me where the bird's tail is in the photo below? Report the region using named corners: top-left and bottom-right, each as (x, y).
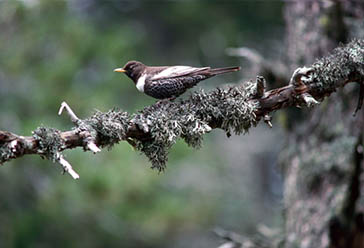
top-left (209, 66), bottom-right (241, 75)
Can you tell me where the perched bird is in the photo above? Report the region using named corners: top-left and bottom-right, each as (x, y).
top-left (114, 61), bottom-right (241, 99)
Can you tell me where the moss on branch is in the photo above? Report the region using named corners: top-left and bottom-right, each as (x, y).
top-left (132, 82), bottom-right (259, 170)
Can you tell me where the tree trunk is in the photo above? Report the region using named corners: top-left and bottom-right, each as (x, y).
top-left (283, 1), bottom-right (364, 248)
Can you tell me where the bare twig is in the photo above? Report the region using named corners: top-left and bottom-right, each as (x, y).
top-left (58, 101), bottom-right (101, 154)
top-left (86, 141), bottom-right (101, 154)
top-left (57, 153), bottom-right (80, 179)
top-left (58, 101), bottom-right (79, 123)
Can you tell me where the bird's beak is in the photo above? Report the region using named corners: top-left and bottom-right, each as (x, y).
top-left (114, 68), bottom-right (126, 73)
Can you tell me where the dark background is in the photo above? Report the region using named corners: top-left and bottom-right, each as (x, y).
top-left (0, 1), bottom-right (285, 247)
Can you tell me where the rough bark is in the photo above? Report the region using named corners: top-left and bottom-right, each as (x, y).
top-left (282, 1), bottom-right (364, 248)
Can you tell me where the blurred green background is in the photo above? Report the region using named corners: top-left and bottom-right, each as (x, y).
top-left (0, 1), bottom-right (285, 247)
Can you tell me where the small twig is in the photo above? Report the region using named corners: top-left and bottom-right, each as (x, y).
top-left (252, 76), bottom-right (266, 99)
top-left (86, 140), bottom-right (101, 153)
top-left (9, 140), bottom-right (18, 152)
top-left (59, 101), bottom-right (101, 154)
top-left (301, 93), bottom-right (320, 107)
top-left (57, 152), bottom-right (79, 179)
top-left (289, 67), bottom-right (320, 108)
top-left (289, 67), bottom-right (314, 86)
top-left (264, 114), bottom-right (273, 128)
top-left (58, 101), bottom-right (79, 123)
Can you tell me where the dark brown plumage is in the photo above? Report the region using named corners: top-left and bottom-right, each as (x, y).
top-left (114, 61), bottom-right (241, 99)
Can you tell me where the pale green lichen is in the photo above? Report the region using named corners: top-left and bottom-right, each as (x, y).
top-left (58, 80), bottom-right (259, 171)
top-left (32, 126), bottom-right (65, 162)
top-left (83, 108), bottom-right (130, 148)
top-left (132, 81), bottom-right (260, 171)
top-left (310, 39), bottom-right (364, 92)
top-left (0, 144), bottom-right (15, 164)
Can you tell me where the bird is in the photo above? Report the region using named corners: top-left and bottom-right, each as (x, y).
top-left (114, 60), bottom-right (241, 99)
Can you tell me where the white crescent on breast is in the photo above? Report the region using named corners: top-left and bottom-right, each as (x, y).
top-left (136, 74), bottom-right (146, 92)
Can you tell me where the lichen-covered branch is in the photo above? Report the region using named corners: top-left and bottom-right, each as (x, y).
top-left (0, 39), bottom-right (363, 179)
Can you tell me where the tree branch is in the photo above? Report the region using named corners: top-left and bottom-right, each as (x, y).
top-left (0, 39), bottom-right (363, 179)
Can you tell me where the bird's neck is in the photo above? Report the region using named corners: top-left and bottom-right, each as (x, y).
top-left (128, 67), bottom-right (145, 84)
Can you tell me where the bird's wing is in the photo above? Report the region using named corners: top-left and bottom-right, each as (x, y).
top-left (151, 66), bottom-right (210, 80)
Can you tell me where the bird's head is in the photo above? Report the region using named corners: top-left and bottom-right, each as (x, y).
top-left (114, 61), bottom-right (145, 82)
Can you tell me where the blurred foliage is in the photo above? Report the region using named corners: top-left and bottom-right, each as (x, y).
top-left (0, 1), bottom-right (284, 247)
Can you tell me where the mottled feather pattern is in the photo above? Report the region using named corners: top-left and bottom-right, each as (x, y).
top-left (144, 75), bottom-right (207, 99)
